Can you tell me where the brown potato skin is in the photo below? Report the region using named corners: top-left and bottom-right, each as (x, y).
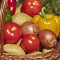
top-left (21, 21), bottom-right (40, 35)
top-left (39, 29), bottom-right (57, 49)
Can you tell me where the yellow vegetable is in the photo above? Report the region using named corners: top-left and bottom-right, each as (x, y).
top-left (59, 16), bottom-right (60, 33)
top-left (15, 4), bottom-right (22, 14)
top-left (29, 51), bottom-right (42, 55)
top-left (3, 44), bottom-right (26, 55)
top-left (42, 49), bottom-right (53, 53)
top-left (12, 13), bottom-right (32, 26)
top-left (32, 14), bottom-right (60, 37)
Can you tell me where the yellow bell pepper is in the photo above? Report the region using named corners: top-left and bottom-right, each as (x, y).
top-left (32, 14), bottom-right (60, 37)
top-left (59, 16), bottom-right (60, 33)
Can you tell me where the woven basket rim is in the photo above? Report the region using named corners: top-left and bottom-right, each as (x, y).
top-left (1, 41), bottom-right (60, 60)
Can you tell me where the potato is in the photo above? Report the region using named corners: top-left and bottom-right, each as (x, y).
top-left (38, 29), bottom-right (57, 48)
top-left (3, 44), bottom-right (26, 55)
top-left (21, 21), bottom-right (40, 35)
top-left (12, 13), bottom-right (32, 26)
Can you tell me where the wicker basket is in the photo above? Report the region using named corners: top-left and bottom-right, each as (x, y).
top-left (0, 0), bottom-right (60, 60)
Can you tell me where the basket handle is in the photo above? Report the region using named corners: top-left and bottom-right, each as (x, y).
top-left (0, 0), bottom-right (7, 55)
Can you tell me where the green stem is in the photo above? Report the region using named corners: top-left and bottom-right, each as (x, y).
top-left (41, 7), bottom-right (47, 20)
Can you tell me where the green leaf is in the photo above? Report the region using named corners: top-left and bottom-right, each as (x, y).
top-left (5, 9), bottom-right (12, 22)
top-left (41, 0), bottom-right (60, 16)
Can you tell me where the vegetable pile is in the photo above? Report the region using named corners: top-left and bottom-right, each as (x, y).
top-left (3, 0), bottom-right (60, 55)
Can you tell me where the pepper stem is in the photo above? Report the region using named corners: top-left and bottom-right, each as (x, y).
top-left (41, 7), bottom-right (47, 20)
top-left (16, 39), bottom-right (22, 45)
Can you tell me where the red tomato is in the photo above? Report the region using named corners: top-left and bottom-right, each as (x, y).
top-left (22, 0), bottom-right (42, 16)
top-left (8, 0), bottom-right (16, 15)
top-left (4, 22), bottom-right (22, 43)
top-left (21, 34), bottom-right (40, 53)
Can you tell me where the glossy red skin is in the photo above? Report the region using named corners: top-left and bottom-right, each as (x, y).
top-left (4, 22), bottom-right (22, 43)
top-left (22, 0), bottom-right (42, 16)
top-left (21, 34), bottom-right (40, 53)
top-left (8, 0), bottom-right (16, 15)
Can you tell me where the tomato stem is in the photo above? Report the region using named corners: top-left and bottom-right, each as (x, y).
top-left (41, 7), bottom-right (47, 20)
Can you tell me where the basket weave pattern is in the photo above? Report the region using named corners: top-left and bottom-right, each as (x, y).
top-left (0, 0), bottom-right (7, 56)
top-left (0, 0), bottom-right (60, 60)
